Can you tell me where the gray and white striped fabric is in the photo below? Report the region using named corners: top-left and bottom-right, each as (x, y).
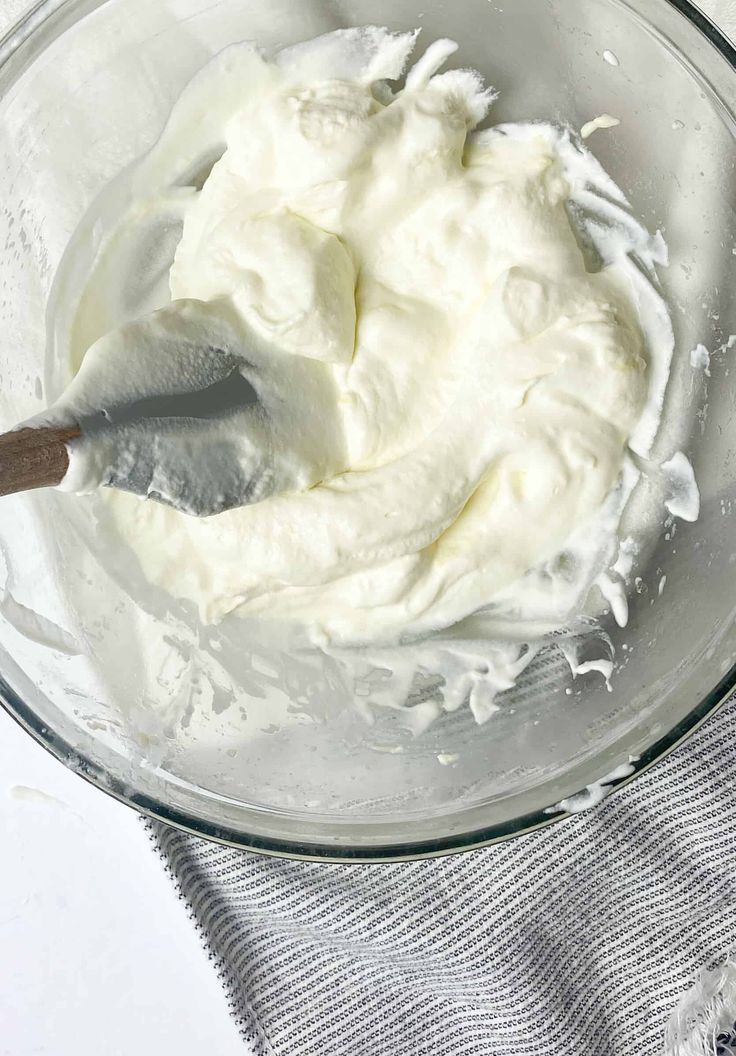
top-left (149, 694), bottom-right (736, 1056)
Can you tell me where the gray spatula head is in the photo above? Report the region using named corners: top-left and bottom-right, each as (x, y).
top-left (40, 298), bottom-right (342, 518)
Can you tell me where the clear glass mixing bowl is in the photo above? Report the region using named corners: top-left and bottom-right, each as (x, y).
top-left (0, 0), bottom-right (735, 861)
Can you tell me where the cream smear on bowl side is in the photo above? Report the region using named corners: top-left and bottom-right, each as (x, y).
top-left (45, 27), bottom-right (695, 732)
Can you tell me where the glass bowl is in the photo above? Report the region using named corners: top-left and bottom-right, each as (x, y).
top-left (0, 0), bottom-right (735, 862)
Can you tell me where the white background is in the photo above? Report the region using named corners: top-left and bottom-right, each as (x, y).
top-left (0, 708), bottom-right (244, 1056)
top-left (0, 1), bottom-right (733, 1054)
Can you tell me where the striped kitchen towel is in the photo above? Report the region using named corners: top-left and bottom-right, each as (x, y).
top-left (148, 693), bottom-right (736, 1056)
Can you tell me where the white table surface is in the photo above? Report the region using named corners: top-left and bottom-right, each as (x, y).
top-left (0, 708), bottom-right (244, 1056)
top-left (0, 2), bottom-right (733, 1054)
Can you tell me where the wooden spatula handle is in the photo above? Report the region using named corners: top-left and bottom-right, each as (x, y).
top-left (0, 425), bottom-right (82, 497)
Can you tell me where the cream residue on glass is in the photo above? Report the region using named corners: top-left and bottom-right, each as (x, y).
top-left (45, 27), bottom-right (691, 726)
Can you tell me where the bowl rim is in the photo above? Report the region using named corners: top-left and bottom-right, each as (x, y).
top-left (0, 0), bottom-right (735, 863)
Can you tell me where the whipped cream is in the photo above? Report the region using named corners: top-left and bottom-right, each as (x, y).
top-left (580, 113), bottom-right (620, 139)
top-left (49, 28), bottom-right (674, 664)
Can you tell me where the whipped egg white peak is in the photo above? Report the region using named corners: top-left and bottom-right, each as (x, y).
top-left (50, 27), bottom-right (673, 648)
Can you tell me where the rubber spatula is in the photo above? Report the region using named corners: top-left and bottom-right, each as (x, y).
top-left (0, 301), bottom-right (265, 517)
